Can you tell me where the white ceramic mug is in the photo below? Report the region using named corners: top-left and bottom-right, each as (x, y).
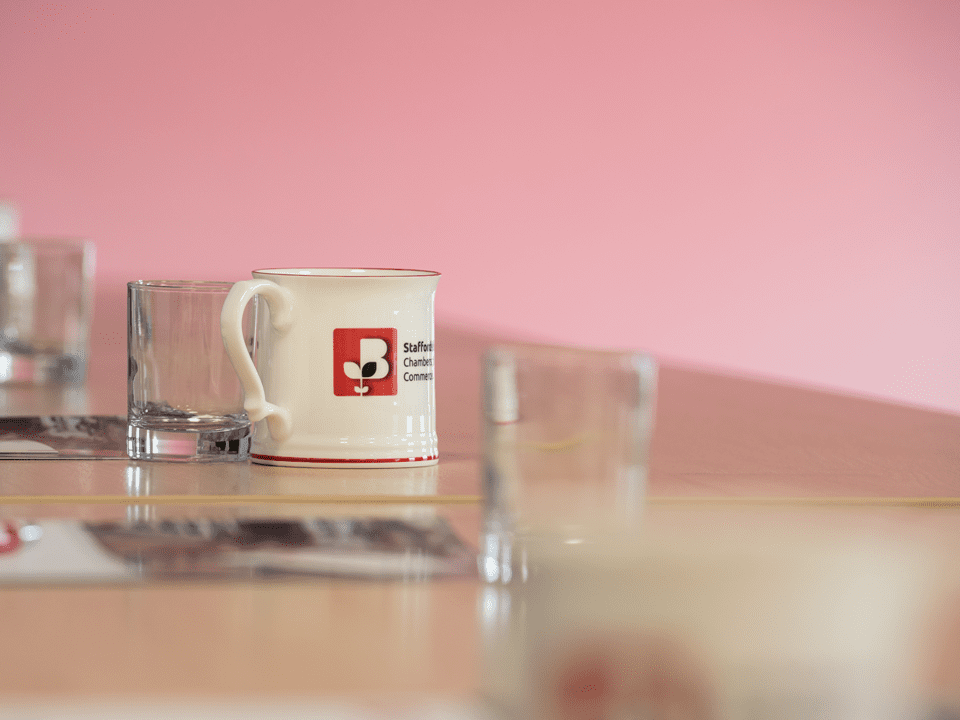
top-left (221, 268), bottom-right (440, 468)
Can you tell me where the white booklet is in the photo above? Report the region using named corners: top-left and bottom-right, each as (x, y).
top-left (0, 415), bottom-right (127, 459)
top-left (0, 516), bottom-right (477, 583)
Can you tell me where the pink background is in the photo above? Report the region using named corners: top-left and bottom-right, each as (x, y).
top-left (1, 1), bottom-right (958, 413)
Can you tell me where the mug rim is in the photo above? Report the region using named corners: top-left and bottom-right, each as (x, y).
top-left (252, 267), bottom-right (440, 278)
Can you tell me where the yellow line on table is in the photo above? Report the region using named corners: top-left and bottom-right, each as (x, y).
top-left (649, 496), bottom-right (960, 508)
top-left (1, 495), bottom-right (958, 508)
top-left (0, 494), bottom-right (483, 506)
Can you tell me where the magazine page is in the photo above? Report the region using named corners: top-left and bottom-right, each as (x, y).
top-left (0, 415), bottom-right (127, 459)
top-left (0, 516), bottom-right (477, 583)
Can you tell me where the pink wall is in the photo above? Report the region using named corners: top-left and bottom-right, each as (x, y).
top-left (2, 1), bottom-right (958, 413)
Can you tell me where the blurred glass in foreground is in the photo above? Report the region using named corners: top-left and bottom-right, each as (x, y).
top-left (479, 343), bottom-right (657, 584)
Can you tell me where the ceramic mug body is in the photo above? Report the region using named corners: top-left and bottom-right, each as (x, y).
top-left (221, 268), bottom-right (439, 468)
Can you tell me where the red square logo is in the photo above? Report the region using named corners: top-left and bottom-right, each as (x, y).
top-left (333, 328), bottom-right (398, 396)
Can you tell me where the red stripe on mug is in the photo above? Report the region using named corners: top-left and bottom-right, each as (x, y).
top-left (251, 454), bottom-right (439, 464)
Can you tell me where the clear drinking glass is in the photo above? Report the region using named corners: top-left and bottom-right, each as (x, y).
top-left (126, 280), bottom-right (255, 462)
top-left (0, 238), bottom-right (96, 384)
top-left (479, 343), bottom-right (658, 584)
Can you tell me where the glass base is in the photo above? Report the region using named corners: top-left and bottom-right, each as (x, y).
top-left (0, 349), bottom-right (86, 384)
top-left (126, 421), bottom-right (251, 462)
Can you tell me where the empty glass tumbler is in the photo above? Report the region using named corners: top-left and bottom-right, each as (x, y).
top-left (0, 238), bottom-right (96, 384)
top-left (127, 280), bottom-right (255, 462)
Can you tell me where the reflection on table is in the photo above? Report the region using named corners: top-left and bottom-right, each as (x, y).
top-left (0, 318), bottom-right (958, 714)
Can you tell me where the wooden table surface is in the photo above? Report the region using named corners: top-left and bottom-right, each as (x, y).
top-left (1, 308), bottom-right (959, 707)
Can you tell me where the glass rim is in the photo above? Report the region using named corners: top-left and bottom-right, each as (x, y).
top-left (127, 279), bottom-right (236, 292)
top-left (0, 237), bottom-right (94, 250)
top-left (252, 267), bottom-right (440, 278)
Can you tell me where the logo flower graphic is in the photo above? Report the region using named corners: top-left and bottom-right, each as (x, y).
top-left (342, 338), bottom-right (390, 394)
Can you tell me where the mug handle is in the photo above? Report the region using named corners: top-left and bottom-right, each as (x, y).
top-left (221, 279), bottom-right (296, 443)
